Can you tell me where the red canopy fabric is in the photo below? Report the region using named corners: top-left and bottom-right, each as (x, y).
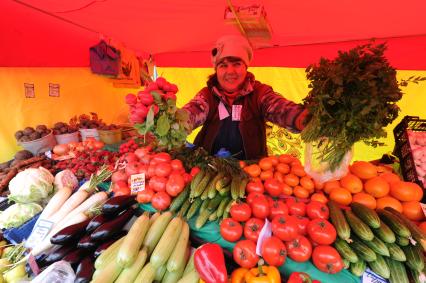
top-left (2, 0), bottom-right (426, 69)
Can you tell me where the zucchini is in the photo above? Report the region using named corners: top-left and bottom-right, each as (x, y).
top-left (155, 265), bottom-right (167, 282)
top-left (177, 268), bottom-right (200, 283)
top-left (218, 185), bottom-right (230, 196)
top-left (364, 236), bottom-right (390, 257)
top-left (350, 202), bottom-right (381, 228)
top-left (386, 242), bottom-right (406, 261)
top-left (373, 222), bottom-right (396, 243)
top-left (186, 198), bottom-right (202, 219)
top-left (169, 186), bottom-right (190, 212)
top-left (349, 235), bottom-right (377, 262)
top-left (195, 209), bottom-right (211, 230)
top-left (328, 200), bottom-right (351, 241)
top-left (368, 254), bottom-right (390, 279)
top-left (207, 173), bottom-right (223, 199)
top-left (143, 211), bottom-right (173, 255)
top-left (134, 262), bottom-right (156, 283)
top-left (167, 221), bottom-right (190, 272)
top-left (94, 237), bottom-right (125, 270)
top-left (402, 245), bottom-right (424, 271)
top-left (345, 210), bottom-right (374, 241)
top-left (150, 217), bottom-right (183, 268)
top-left (350, 260), bottom-right (366, 277)
top-left (91, 256), bottom-right (123, 283)
top-left (396, 235), bottom-right (410, 246)
top-left (189, 170), bottom-right (205, 199)
top-left (115, 247), bottom-right (148, 283)
top-left (215, 175), bottom-right (231, 190)
top-left (377, 209), bottom-right (411, 238)
top-left (117, 211), bottom-right (150, 267)
top-left (385, 257), bottom-right (409, 283)
top-left (334, 238), bottom-right (358, 263)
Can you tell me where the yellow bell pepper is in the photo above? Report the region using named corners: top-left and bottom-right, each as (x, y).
top-left (231, 268), bottom-right (249, 283)
top-left (244, 265), bottom-right (280, 283)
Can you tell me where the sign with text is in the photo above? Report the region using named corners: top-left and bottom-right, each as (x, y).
top-left (130, 173), bottom-right (146, 194)
top-left (24, 83), bottom-right (35, 98)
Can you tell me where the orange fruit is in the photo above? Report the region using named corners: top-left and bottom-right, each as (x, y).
top-left (340, 173), bottom-right (363, 194)
top-left (284, 173), bottom-right (299, 187)
top-left (379, 172), bottom-right (400, 185)
top-left (311, 193), bottom-right (328, 204)
top-left (350, 161), bottom-right (378, 180)
top-left (259, 158), bottom-right (273, 171)
top-left (390, 181), bottom-right (423, 202)
top-left (290, 159), bottom-right (302, 167)
top-left (402, 201), bottom-right (425, 221)
top-left (269, 156), bottom-right (279, 166)
top-left (352, 192), bottom-right (377, 210)
top-left (279, 154), bottom-right (295, 164)
top-left (276, 163), bottom-right (290, 174)
top-left (324, 180), bottom-right (341, 194)
top-left (364, 176), bottom-right (390, 198)
top-left (376, 196), bottom-right (403, 213)
top-left (244, 164), bottom-right (261, 178)
top-left (260, 169), bottom-right (274, 180)
top-left (329, 187), bottom-right (352, 206)
top-left (294, 186), bottom-right (310, 199)
top-left (291, 164), bottom-right (306, 177)
top-left (419, 222), bottom-right (426, 234)
top-left (300, 176), bottom-right (315, 193)
top-left (281, 183), bottom-right (293, 196)
top-left (274, 171), bottom-right (284, 183)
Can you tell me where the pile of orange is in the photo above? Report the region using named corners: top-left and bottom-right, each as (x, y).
top-left (320, 161), bottom-right (424, 222)
top-left (242, 154), bottom-right (327, 203)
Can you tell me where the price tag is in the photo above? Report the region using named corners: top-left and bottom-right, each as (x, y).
top-left (218, 102), bottom-right (230, 120)
top-left (25, 219), bottom-right (54, 248)
top-left (232, 105), bottom-right (242, 121)
top-left (28, 253), bottom-right (41, 275)
top-left (256, 218), bottom-right (271, 256)
top-left (130, 173), bottom-right (145, 194)
top-left (420, 203), bottom-right (426, 217)
top-left (362, 268), bottom-right (387, 283)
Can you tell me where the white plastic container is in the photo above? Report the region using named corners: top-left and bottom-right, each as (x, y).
top-left (54, 131), bottom-right (80, 145)
top-left (79, 128), bottom-right (100, 141)
top-left (19, 130), bottom-right (57, 155)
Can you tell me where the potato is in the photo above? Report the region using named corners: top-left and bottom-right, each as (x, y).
top-left (23, 127), bottom-right (35, 135)
top-left (35, 125), bottom-right (47, 133)
top-left (14, 131), bottom-right (24, 141)
top-left (29, 132), bottom-right (41, 140)
top-left (19, 136), bottom-right (31, 142)
top-left (54, 122), bottom-right (66, 129)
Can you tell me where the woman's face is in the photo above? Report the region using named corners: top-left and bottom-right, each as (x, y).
top-left (216, 58), bottom-right (247, 93)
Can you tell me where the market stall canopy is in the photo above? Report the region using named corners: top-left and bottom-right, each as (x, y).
top-left (1, 0), bottom-right (426, 69)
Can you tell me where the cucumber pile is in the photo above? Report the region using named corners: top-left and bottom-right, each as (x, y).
top-left (169, 168), bottom-right (248, 229)
top-left (93, 211), bottom-right (198, 283)
top-left (328, 201), bottom-right (426, 282)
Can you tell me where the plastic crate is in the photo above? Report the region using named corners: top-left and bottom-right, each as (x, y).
top-left (393, 115), bottom-right (426, 195)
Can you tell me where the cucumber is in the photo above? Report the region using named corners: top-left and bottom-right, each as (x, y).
top-left (373, 222), bottom-right (396, 243)
top-left (169, 186), bottom-right (190, 212)
top-left (334, 238), bottom-right (358, 263)
top-left (189, 170), bottom-right (204, 199)
top-left (402, 245), bottom-right (424, 271)
top-left (345, 210), bottom-right (374, 241)
top-left (350, 202), bottom-right (381, 228)
top-left (377, 209), bottom-right (411, 238)
top-left (385, 257), bottom-right (409, 283)
top-left (199, 199), bottom-right (210, 214)
top-left (350, 260), bottom-right (366, 277)
top-left (368, 254), bottom-right (390, 279)
top-left (396, 235), bottom-right (410, 246)
top-left (206, 173), bottom-right (223, 199)
top-left (238, 178), bottom-right (249, 199)
top-left (194, 172), bottom-right (212, 198)
top-left (364, 236), bottom-right (390, 257)
top-left (231, 176), bottom-right (240, 200)
top-left (143, 211), bottom-right (173, 255)
top-left (207, 194), bottom-right (223, 211)
top-left (186, 198), bottom-right (202, 219)
top-left (386, 242), bottom-right (406, 262)
top-left (342, 258), bottom-right (350, 269)
top-left (195, 209), bottom-right (211, 229)
top-left (327, 200), bottom-right (351, 241)
top-left (178, 199), bottom-right (191, 217)
top-left (216, 198), bottom-right (230, 218)
top-left (349, 235), bottom-right (377, 262)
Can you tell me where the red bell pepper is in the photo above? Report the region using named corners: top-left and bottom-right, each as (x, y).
top-left (287, 272), bottom-right (321, 283)
top-left (194, 243), bottom-right (228, 283)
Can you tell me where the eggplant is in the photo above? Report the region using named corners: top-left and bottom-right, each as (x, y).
top-left (77, 234), bottom-right (98, 250)
top-left (85, 214), bottom-right (111, 233)
top-left (93, 230), bottom-right (127, 258)
top-left (50, 218), bottom-right (92, 245)
top-left (63, 248), bottom-right (90, 270)
top-left (43, 245), bottom-right (75, 265)
top-left (75, 256), bottom-right (95, 283)
top-left (102, 195), bottom-right (136, 215)
top-left (90, 208), bottom-right (134, 241)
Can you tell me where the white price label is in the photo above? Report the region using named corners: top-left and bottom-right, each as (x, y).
top-left (130, 173), bottom-right (145, 195)
top-left (256, 218), bottom-right (272, 256)
top-left (232, 105), bottom-right (242, 121)
top-left (25, 219), bottom-right (54, 248)
top-left (362, 268), bottom-right (387, 283)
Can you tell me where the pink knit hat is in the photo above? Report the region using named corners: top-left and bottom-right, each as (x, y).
top-left (211, 35), bottom-right (253, 67)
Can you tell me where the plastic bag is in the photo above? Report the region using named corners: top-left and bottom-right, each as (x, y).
top-left (30, 261), bottom-right (75, 283)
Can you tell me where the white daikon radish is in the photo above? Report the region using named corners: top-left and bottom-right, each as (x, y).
top-left (36, 186), bottom-right (73, 222)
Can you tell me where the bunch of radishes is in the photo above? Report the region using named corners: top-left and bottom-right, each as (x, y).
top-left (125, 77), bottom-right (178, 124)
top-left (111, 146), bottom-right (193, 211)
top-left (408, 130), bottom-right (426, 187)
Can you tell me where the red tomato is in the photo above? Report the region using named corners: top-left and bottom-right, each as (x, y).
top-left (190, 166), bottom-right (201, 177)
top-left (312, 246), bottom-right (344, 274)
top-left (166, 173), bottom-right (185, 196)
top-left (170, 159), bottom-right (184, 171)
top-left (134, 146), bottom-right (152, 160)
top-left (250, 195), bottom-right (270, 219)
top-left (287, 272), bottom-right (313, 283)
top-left (113, 186), bottom-right (131, 197)
top-left (271, 215), bottom-right (299, 241)
top-left (123, 152), bottom-right (139, 163)
top-left (288, 200), bottom-right (307, 217)
top-left (286, 235), bottom-right (312, 262)
top-left (125, 161), bottom-right (141, 176)
top-left (146, 164), bottom-right (157, 179)
top-left (233, 240), bottom-right (259, 268)
top-left (155, 162), bottom-right (172, 177)
top-left (269, 199), bottom-right (289, 220)
top-left (264, 178), bottom-right (282, 197)
top-left (307, 219), bottom-right (337, 245)
top-left (246, 181), bottom-right (264, 194)
top-left (246, 192), bottom-right (264, 206)
top-left (306, 201), bottom-right (330, 220)
top-left (136, 188), bottom-right (155, 203)
top-left (148, 175), bottom-right (167, 192)
top-left (261, 236), bottom-right (287, 266)
top-left (230, 202), bottom-right (252, 222)
top-left (111, 170), bottom-right (128, 183)
top-left (291, 215), bottom-right (310, 235)
top-left (244, 218), bottom-right (265, 242)
top-left (137, 164), bottom-right (149, 175)
top-left (151, 191), bottom-right (171, 211)
top-left (152, 152), bottom-right (171, 163)
top-left (220, 218), bottom-right (243, 242)
top-left (182, 173), bottom-right (192, 184)
top-left (139, 154), bottom-right (152, 165)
